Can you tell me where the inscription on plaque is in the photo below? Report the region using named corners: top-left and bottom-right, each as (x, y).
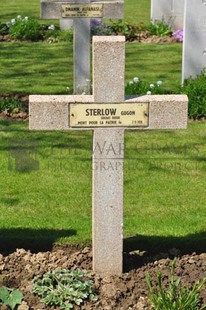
top-left (62, 4), bottom-right (103, 18)
top-left (70, 103), bottom-right (149, 127)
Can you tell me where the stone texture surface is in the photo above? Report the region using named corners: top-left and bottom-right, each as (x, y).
top-left (30, 94), bottom-right (188, 130)
top-left (126, 95), bottom-right (188, 129)
top-left (92, 128), bottom-right (124, 276)
top-left (93, 36), bottom-right (125, 103)
top-left (59, 19), bottom-right (73, 30)
top-left (151, 0), bottom-right (185, 31)
top-left (73, 16), bottom-right (90, 94)
top-left (182, 0), bottom-right (206, 82)
top-left (29, 95), bottom-right (93, 130)
top-left (92, 36), bottom-right (125, 275)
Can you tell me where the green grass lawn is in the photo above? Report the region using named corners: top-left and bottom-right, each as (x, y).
top-left (0, 0), bottom-right (150, 24)
top-left (0, 42), bottom-right (73, 94)
top-left (0, 120), bottom-right (206, 253)
top-left (0, 0), bottom-right (206, 254)
top-left (0, 0), bottom-right (181, 95)
top-left (0, 42), bottom-right (182, 95)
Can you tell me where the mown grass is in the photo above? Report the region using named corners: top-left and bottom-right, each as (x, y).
top-left (0, 120), bottom-right (206, 253)
top-left (0, 0), bottom-right (206, 254)
top-left (0, 0), bottom-right (150, 24)
top-left (126, 43), bottom-right (182, 92)
top-left (0, 42), bottom-right (182, 95)
top-left (0, 0), bottom-right (181, 95)
top-left (0, 42), bottom-right (73, 94)
top-left (1, 0), bottom-right (39, 23)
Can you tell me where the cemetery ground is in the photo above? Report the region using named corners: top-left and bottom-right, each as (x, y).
top-left (0, 0), bottom-right (206, 309)
top-left (0, 119), bottom-right (206, 309)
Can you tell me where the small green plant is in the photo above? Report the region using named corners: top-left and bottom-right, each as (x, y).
top-left (32, 268), bottom-right (98, 309)
top-left (0, 22), bottom-right (9, 35)
top-left (0, 97), bottom-right (23, 114)
top-left (125, 77), bottom-right (164, 96)
top-left (147, 20), bottom-right (172, 37)
top-left (180, 69), bottom-right (206, 119)
top-left (59, 29), bottom-right (73, 42)
top-left (146, 260), bottom-right (206, 310)
top-left (8, 15), bottom-right (43, 41)
top-left (0, 287), bottom-right (23, 310)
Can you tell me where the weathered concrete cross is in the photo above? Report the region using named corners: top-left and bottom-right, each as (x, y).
top-left (29, 36), bottom-right (188, 276)
top-left (41, 0), bottom-right (124, 94)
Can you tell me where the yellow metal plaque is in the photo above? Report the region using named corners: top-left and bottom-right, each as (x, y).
top-left (62, 4), bottom-right (103, 18)
top-left (70, 103), bottom-right (149, 128)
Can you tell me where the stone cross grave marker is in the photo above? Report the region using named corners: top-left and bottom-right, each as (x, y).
top-left (151, 0), bottom-right (185, 31)
top-left (29, 36), bottom-right (188, 276)
top-left (41, 0), bottom-right (124, 94)
top-left (182, 0), bottom-right (206, 83)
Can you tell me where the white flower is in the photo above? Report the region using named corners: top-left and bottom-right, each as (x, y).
top-left (150, 83), bottom-right (155, 89)
top-left (48, 24), bottom-right (55, 30)
top-left (133, 77), bottom-right (139, 83)
top-left (129, 81), bottom-right (134, 86)
top-left (17, 15), bottom-right (22, 20)
top-left (24, 16), bottom-right (29, 21)
top-left (157, 80), bottom-right (163, 86)
top-left (6, 22), bottom-right (10, 28)
top-left (147, 91), bottom-right (151, 95)
top-left (11, 19), bottom-right (16, 25)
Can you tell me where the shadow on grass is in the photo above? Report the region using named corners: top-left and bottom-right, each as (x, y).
top-left (123, 231), bottom-right (206, 272)
top-left (0, 228), bottom-right (76, 254)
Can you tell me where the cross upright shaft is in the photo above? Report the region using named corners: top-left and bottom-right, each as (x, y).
top-left (41, 0), bottom-right (124, 94)
top-left (92, 36), bottom-right (125, 275)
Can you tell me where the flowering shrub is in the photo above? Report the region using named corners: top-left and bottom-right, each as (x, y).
top-left (8, 15), bottom-right (43, 41)
top-left (125, 77), bottom-right (164, 96)
top-left (173, 29), bottom-right (183, 42)
top-left (180, 69), bottom-right (206, 119)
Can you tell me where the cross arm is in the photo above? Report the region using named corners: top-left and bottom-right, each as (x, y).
top-left (41, 0), bottom-right (124, 19)
top-left (29, 94), bottom-right (188, 131)
top-left (126, 94), bottom-right (188, 129)
top-left (29, 95), bottom-right (93, 130)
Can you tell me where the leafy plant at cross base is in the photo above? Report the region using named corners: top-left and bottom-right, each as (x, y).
top-left (146, 260), bottom-right (206, 310)
top-left (32, 268), bottom-right (98, 309)
top-left (0, 287), bottom-right (23, 310)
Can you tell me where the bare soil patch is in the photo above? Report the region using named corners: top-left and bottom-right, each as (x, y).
top-left (0, 245), bottom-right (206, 309)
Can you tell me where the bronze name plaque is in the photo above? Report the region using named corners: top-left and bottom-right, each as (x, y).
top-left (70, 103), bottom-right (149, 128)
top-left (62, 4), bottom-right (103, 18)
